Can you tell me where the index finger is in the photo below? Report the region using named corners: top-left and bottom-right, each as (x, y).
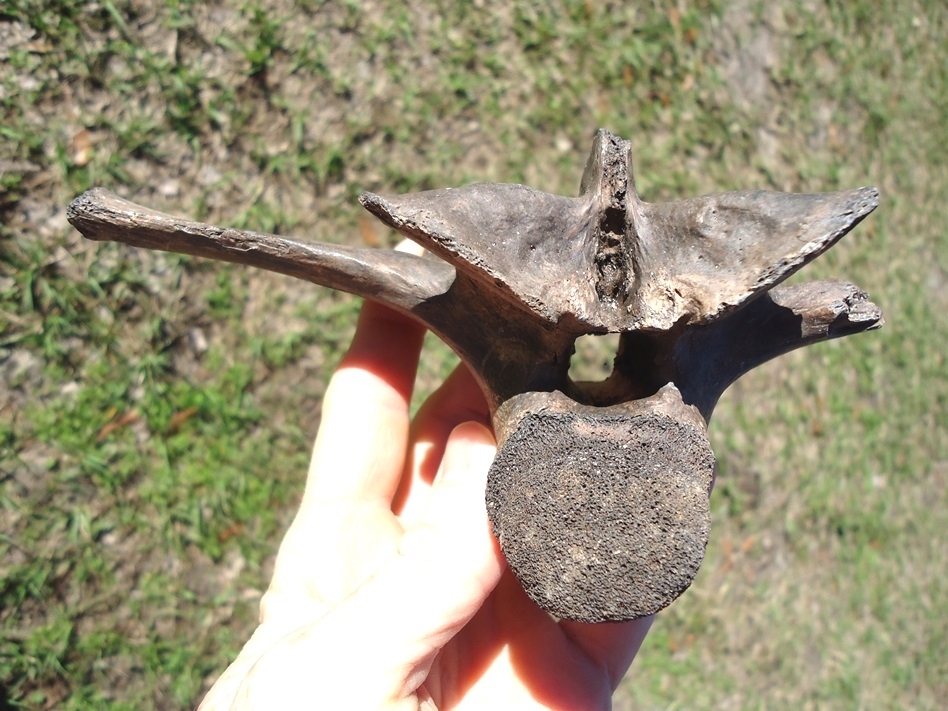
top-left (393, 362), bottom-right (491, 518)
top-left (302, 299), bottom-right (426, 506)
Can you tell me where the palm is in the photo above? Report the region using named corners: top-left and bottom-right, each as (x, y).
top-left (426, 572), bottom-right (651, 710)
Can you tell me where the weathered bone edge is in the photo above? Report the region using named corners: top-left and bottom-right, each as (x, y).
top-left (360, 129), bottom-right (879, 332)
top-left (67, 128), bottom-right (883, 623)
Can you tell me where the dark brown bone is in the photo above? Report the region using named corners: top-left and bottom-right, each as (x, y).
top-left (361, 130), bottom-right (878, 332)
top-left (487, 385), bottom-right (715, 622)
top-left (67, 129), bottom-right (882, 622)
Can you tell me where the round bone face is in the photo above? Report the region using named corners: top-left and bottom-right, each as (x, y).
top-left (486, 387), bottom-right (715, 622)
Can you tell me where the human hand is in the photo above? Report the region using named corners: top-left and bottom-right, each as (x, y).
top-left (198, 299), bottom-right (653, 710)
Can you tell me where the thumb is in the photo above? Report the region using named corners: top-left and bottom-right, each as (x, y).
top-left (363, 421), bottom-right (505, 676)
top-left (230, 422), bottom-right (504, 708)
top-left (391, 420), bottom-right (505, 634)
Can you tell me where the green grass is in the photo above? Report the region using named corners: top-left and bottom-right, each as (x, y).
top-left (1, 0), bottom-right (946, 708)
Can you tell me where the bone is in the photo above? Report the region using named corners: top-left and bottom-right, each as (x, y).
top-left (362, 129), bottom-right (879, 332)
top-left (67, 129), bottom-right (883, 623)
top-left (575, 280), bottom-right (884, 419)
top-left (487, 386), bottom-right (714, 622)
top-left (67, 187), bottom-right (456, 314)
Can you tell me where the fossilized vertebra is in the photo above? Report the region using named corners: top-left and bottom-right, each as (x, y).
top-left (68, 129), bottom-right (882, 622)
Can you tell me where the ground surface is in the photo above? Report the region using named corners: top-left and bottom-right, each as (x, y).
top-left (1, 0), bottom-right (946, 708)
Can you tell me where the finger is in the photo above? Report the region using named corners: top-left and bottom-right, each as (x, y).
top-left (412, 363), bottom-right (491, 452)
top-left (377, 422), bottom-right (503, 660)
top-left (559, 616), bottom-right (655, 689)
top-left (394, 362), bottom-right (491, 517)
top-left (264, 301), bottom-right (425, 611)
top-left (305, 236), bottom-right (428, 505)
top-left (394, 236), bottom-right (427, 257)
top-left (303, 299), bottom-right (426, 506)
top-left (331, 423), bottom-right (501, 674)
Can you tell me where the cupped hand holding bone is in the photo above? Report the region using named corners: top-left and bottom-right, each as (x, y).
top-left (197, 301), bottom-right (652, 711)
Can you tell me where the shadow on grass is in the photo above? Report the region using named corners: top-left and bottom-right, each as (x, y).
top-left (0, 684), bottom-right (14, 711)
